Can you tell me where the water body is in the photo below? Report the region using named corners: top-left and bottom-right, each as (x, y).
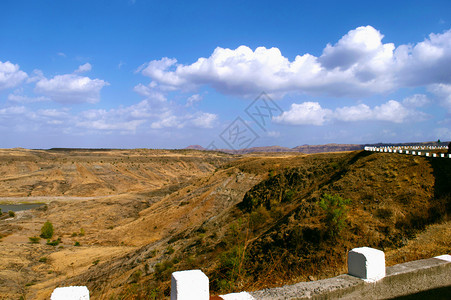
top-left (0, 203), bottom-right (45, 213)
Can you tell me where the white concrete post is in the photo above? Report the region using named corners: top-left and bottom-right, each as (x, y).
top-left (171, 270), bottom-right (209, 300)
top-left (441, 153), bottom-right (445, 158)
top-left (433, 153), bottom-right (437, 157)
top-left (51, 286), bottom-right (89, 300)
top-left (348, 247), bottom-right (385, 282)
top-left (426, 153), bottom-right (430, 157)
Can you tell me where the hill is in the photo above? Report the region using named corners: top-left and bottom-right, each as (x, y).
top-left (0, 148), bottom-right (450, 299)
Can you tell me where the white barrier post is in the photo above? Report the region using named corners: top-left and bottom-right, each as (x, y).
top-left (171, 270), bottom-right (209, 300)
top-left (348, 247), bottom-right (385, 282)
top-left (51, 286), bottom-right (89, 300)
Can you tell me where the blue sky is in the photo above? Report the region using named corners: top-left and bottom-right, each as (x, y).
top-left (1, 0), bottom-right (451, 149)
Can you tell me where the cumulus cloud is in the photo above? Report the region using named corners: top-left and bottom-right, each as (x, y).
top-left (274, 102), bottom-right (332, 125)
top-left (137, 26), bottom-right (451, 98)
top-left (0, 61), bottom-right (28, 90)
top-left (133, 83), bottom-right (167, 102)
top-left (74, 63), bottom-right (92, 74)
top-left (190, 112), bottom-right (217, 128)
top-left (35, 74), bottom-right (109, 104)
top-left (274, 99), bottom-right (427, 126)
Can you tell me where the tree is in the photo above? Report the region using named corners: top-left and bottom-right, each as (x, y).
top-left (319, 194), bottom-right (351, 238)
top-left (40, 221), bottom-right (54, 239)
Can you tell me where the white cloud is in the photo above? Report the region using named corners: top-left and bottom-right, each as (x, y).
top-left (275, 99), bottom-right (428, 126)
top-left (137, 26), bottom-right (451, 98)
top-left (186, 94), bottom-right (203, 106)
top-left (274, 102), bottom-right (332, 125)
top-left (0, 61), bottom-right (28, 90)
top-left (35, 74), bottom-right (109, 104)
top-left (334, 103), bottom-right (373, 121)
top-left (190, 112), bottom-right (217, 128)
top-left (74, 63), bottom-right (92, 74)
top-left (402, 94), bottom-right (430, 107)
top-left (150, 112), bottom-right (182, 129)
top-left (8, 93), bottom-right (50, 103)
top-left (335, 100), bottom-right (428, 123)
top-left (429, 83), bottom-right (451, 111)
top-left (133, 83), bottom-right (167, 102)
top-left (150, 111), bottom-right (217, 129)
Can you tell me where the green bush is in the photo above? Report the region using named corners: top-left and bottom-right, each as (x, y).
top-left (29, 236), bottom-right (40, 244)
top-left (8, 210), bottom-right (15, 217)
top-left (40, 221), bottom-right (54, 239)
top-left (46, 238), bottom-right (60, 246)
top-left (319, 194), bottom-right (351, 238)
top-left (74, 241), bottom-right (81, 246)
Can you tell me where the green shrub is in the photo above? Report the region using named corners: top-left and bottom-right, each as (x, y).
top-left (46, 238), bottom-right (60, 246)
top-left (8, 210), bottom-right (15, 217)
top-left (0, 208), bottom-right (2, 214)
top-left (74, 241), bottom-right (81, 246)
top-left (29, 236), bottom-right (40, 244)
top-left (40, 221), bottom-right (54, 239)
top-left (319, 193), bottom-right (351, 238)
top-left (39, 257), bottom-right (48, 263)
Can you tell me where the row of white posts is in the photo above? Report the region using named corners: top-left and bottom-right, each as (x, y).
top-left (50, 247), bottom-right (387, 300)
top-left (364, 146), bottom-right (451, 158)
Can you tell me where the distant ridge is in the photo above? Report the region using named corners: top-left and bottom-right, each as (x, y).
top-left (185, 141), bottom-right (448, 154)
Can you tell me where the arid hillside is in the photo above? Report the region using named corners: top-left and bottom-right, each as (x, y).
top-left (0, 148), bottom-right (449, 299)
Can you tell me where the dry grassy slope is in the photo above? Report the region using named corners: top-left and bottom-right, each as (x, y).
top-left (231, 151), bottom-right (450, 290)
top-left (67, 151), bottom-right (450, 299)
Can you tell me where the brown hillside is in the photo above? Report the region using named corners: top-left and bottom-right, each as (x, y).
top-left (0, 149), bottom-right (449, 299)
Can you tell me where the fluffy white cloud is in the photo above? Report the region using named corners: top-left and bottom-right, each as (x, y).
top-left (0, 61), bottom-right (28, 90)
top-left (274, 102), bottom-right (332, 125)
top-left (137, 26), bottom-right (451, 98)
top-left (190, 112), bottom-right (217, 128)
top-left (334, 104), bottom-right (373, 121)
top-left (275, 99), bottom-right (427, 126)
top-left (133, 83), bottom-right (167, 102)
top-left (35, 74), bottom-right (109, 104)
top-left (74, 63), bottom-right (92, 74)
